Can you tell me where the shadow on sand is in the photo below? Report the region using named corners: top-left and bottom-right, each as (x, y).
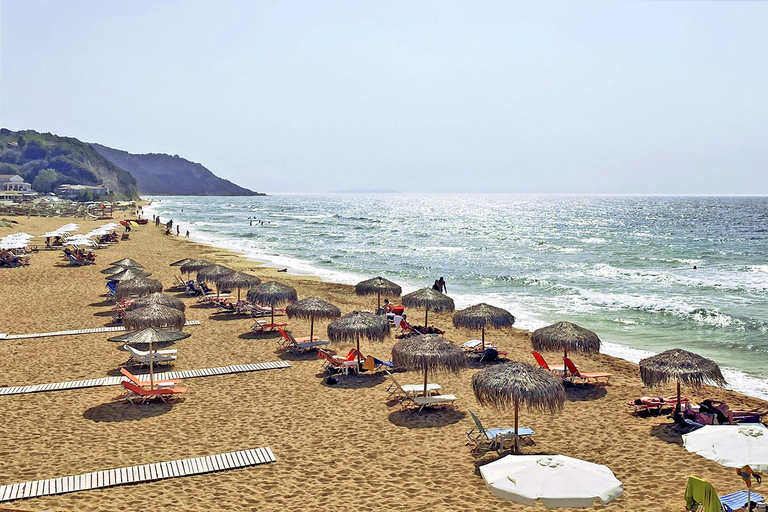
top-left (388, 408), bottom-right (467, 429)
top-left (565, 383), bottom-right (607, 402)
top-left (83, 400), bottom-right (176, 423)
top-left (319, 371), bottom-right (387, 389)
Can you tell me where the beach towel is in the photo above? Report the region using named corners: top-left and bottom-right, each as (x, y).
top-left (685, 476), bottom-right (722, 512)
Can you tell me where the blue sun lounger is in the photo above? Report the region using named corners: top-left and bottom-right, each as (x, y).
top-left (466, 409), bottom-right (535, 455)
top-left (286, 340), bottom-right (330, 354)
top-left (720, 490), bottom-right (765, 512)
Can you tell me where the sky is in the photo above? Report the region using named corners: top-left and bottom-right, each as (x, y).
top-left (1, 1), bottom-right (767, 194)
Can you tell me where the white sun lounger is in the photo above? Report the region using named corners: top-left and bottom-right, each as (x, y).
top-left (385, 371), bottom-right (442, 399)
top-left (125, 345), bottom-right (177, 365)
top-left (403, 394), bottom-right (458, 412)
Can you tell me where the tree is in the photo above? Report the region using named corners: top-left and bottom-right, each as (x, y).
top-left (22, 139), bottom-right (47, 160)
top-left (32, 168), bottom-right (58, 193)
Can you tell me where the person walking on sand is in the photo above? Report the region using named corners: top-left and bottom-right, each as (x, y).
top-left (438, 276), bottom-right (447, 294)
top-left (176, 225), bottom-right (180, 236)
top-left (185, 230), bottom-right (190, 238)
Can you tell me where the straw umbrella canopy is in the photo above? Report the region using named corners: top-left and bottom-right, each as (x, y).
top-left (401, 288), bottom-right (455, 326)
top-left (101, 265), bottom-right (130, 275)
top-left (179, 258), bottom-right (214, 275)
top-left (108, 326), bottom-right (190, 347)
top-left (197, 265), bottom-right (234, 297)
top-left (473, 361), bottom-right (566, 453)
top-left (355, 276), bottom-right (402, 310)
top-left (453, 303), bottom-right (516, 351)
top-left (286, 297), bottom-right (341, 343)
top-left (247, 281), bottom-right (298, 324)
top-left (106, 267), bottom-right (151, 282)
top-left (531, 321), bottom-right (601, 359)
top-left (132, 292), bottom-right (186, 312)
top-left (170, 258), bottom-right (194, 267)
top-left (124, 304), bottom-right (185, 330)
top-left (639, 348), bottom-right (727, 418)
top-left (213, 271), bottom-right (260, 301)
top-left (109, 258), bottom-right (143, 268)
top-left (392, 333), bottom-right (466, 396)
top-left (328, 311), bottom-right (390, 367)
top-left (123, 305), bottom-right (186, 389)
top-left (115, 277), bottom-right (163, 300)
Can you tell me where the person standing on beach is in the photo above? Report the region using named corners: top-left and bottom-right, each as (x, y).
top-left (438, 277), bottom-right (447, 294)
top-left (432, 279), bottom-right (440, 291)
top-left (176, 225), bottom-right (180, 236)
top-left (185, 230), bottom-right (190, 238)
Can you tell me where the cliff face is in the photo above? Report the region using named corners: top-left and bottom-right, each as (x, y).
top-left (0, 129), bottom-right (139, 200)
top-left (91, 144), bottom-right (262, 196)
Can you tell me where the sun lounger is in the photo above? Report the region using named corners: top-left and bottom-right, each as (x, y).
top-left (125, 345), bottom-right (177, 365)
top-left (317, 348), bottom-right (359, 374)
top-left (385, 371), bottom-right (441, 399)
top-left (252, 321), bottom-right (289, 333)
top-left (461, 340), bottom-right (508, 362)
top-left (361, 356), bottom-right (396, 372)
top-left (627, 395), bottom-right (690, 415)
top-left (720, 490), bottom-right (765, 512)
top-left (466, 409), bottom-right (535, 455)
top-left (120, 380), bottom-right (186, 403)
top-left (120, 368), bottom-right (181, 388)
top-left (562, 357), bottom-right (612, 385)
top-left (277, 328), bottom-right (317, 345)
top-left (286, 339), bottom-right (330, 354)
top-left (401, 393), bottom-right (458, 412)
top-left (66, 254), bottom-right (93, 266)
top-left (531, 351), bottom-right (565, 375)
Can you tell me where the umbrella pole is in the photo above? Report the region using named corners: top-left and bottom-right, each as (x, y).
top-left (676, 381), bottom-right (682, 421)
top-left (425, 307), bottom-right (429, 327)
top-left (356, 334), bottom-right (361, 369)
top-left (481, 325), bottom-right (485, 351)
top-left (377, 291), bottom-right (381, 311)
top-left (514, 397), bottom-right (520, 454)
top-left (310, 316), bottom-right (315, 343)
top-left (149, 339), bottom-right (154, 390)
top-left (424, 366), bottom-right (428, 397)
top-left (271, 306), bottom-right (275, 325)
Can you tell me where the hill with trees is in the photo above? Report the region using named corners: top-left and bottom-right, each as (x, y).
top-left (0, 129), bottom-right (139, 200)
top-left (91, 144), bottom-right (262, 196)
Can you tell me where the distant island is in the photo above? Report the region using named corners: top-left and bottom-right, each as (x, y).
top-left (335, 188), bottom-right (399, 193)
top-left (91, 144), bottom-right (263, 196)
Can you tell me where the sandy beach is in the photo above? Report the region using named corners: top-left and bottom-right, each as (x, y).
top-left (1, 213), bottom-right (767, 512)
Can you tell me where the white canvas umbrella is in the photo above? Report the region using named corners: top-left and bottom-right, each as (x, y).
top-left (479, 455), bottom-right (623, 509)
top-left (683, 424), bottom-right (768, 506)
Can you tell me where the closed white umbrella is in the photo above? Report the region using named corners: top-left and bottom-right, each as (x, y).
top-left (683, 424), bottom-right (768, 507)
top-left (480, 455), bottom-right (623, 509)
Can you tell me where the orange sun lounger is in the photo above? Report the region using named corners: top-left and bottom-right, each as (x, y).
top-left (120, 380), bottom-right (186, 403)
top-left (563, 357), bottom-right (612, 385)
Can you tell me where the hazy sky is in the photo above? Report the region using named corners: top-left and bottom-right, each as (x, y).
top-left (2, 1), bottom-right (767, 194)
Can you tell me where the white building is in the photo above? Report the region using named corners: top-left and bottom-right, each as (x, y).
top-left (0, 175), bottom-right (32, 192)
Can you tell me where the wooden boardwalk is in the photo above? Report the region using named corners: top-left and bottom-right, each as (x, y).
top-left (0, 361), bottom-right (290, 396)
top-left (0, 446), bottom-right (276, 504)
top-left (0, 320), bottom-right (202, 341)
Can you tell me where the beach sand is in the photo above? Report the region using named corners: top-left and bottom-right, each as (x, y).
top-left (1, 213), bottom-right (767, 512)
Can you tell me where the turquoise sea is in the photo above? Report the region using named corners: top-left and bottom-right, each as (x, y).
top-left (145, 194), bottom-right (768, 400)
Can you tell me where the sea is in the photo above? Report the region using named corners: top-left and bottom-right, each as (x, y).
top-left (143, 194), bottom-right (768, 400)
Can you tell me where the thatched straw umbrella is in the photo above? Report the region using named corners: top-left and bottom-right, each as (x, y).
top-left (392, 333), bottom-right (466, 397)
top-left (170, 258), bottom-right (194, 267)
top-left (115, 277), bottom-right (163, 300)
top-left (196, 265), bottom-right (234, 297)
top-left (108, 326), bottom-right (190, 346)
top-left (531, 321), bottom-right (601, 359)
top-left (286, 297), bottom-right (341, 343)
top-left (106, 267), bottom-right (151, 282)
top-left (355, 276), bottom-right (402, 310)
top-left (327, 311), bottom-right (389, 367)
top-left (639, 348), bottom-right (727, 418)
top-left (109, 258), bottom-right (143, 268)
top-left (213, 271), bottom-right (260, 301)
top-left (473, 362), bottom-right (565, 453)
top-left (132, 292), bottom-right (186, 312)
top-left (101, 265), bottom-right (130, 275)
top-left (453, 303), bottom-right (516, 351)
top-left (179, 258), bottom-right (214, 276)
top-left (247, 281), bottom-right (298, 324)
top-left (124, 305), bottom-right (187, 390)
top-left (401, 288), bottom-right (455, 326)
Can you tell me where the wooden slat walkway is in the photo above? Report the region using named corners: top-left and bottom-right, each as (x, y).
top-left (0, 446), bottom-right (276, 504)
top-left (0, 321), bottom-right (202, 340)
top-left (0, 361), bottom-right (290, 396)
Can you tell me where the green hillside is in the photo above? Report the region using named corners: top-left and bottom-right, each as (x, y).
top-left (0, 129), bottom-right (139, 200)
